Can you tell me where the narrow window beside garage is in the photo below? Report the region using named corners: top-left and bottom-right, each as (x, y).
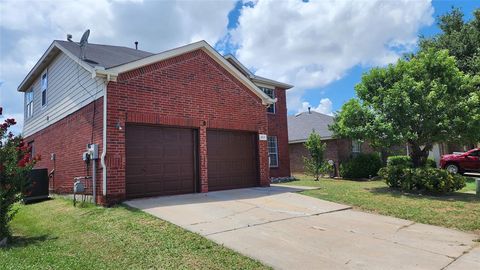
top-left (268, 136), bottom-right (278, 167)
top-left (260, 87), bottom-right (275, 114)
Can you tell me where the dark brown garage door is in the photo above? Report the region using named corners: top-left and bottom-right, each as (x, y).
top-left (207, 130), bottom-right (258, 191)
top-left (126, 125), bottom-right (198, 199)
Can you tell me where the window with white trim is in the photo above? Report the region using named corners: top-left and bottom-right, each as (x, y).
top-left (268, 136), bottom-right (278, 167)
top-left (260, 87), bottom-right (275, 113)
top-left (25, 89), bottom-right (34, 119)
top-left (41, 70), bottom-right (48, 107)
top-left (352, 140), bottom-right (362, 153)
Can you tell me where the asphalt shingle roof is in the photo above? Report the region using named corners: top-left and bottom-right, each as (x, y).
top-left (56, 40), bottom-right (154, 68)
top-left (288, 111), bottom-right (334, 143)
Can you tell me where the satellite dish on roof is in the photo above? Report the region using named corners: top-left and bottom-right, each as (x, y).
top-left (79, 29), bottom-right (90, 60)
top-left (79, 29), bottom-right (90, 47)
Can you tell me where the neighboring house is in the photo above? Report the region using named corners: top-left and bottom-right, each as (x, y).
top-left (18, 38), bottom-right (292, 205)
top-left (288, 109), bottom-right (372, 175)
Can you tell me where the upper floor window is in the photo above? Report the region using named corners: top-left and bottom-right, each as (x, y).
top-left (41, 70), bottom-right (48, 107)
top-left (25, 90), bottom-right (34, 119)
top-left (268, 136), bottom-right (279, 167)
top-left (260, 87), bottom-right (275, 114)
top-left (352, 140), bottom-right (362, 154)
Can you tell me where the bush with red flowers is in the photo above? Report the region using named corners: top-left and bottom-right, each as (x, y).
top-left (0, 107), bottom-right (38, 245)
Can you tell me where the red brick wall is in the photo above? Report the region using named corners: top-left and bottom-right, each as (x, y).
top-left (105, 49), bottom-right (269, 203)
top-left (290, 138), bottom-right (378, 177)
top-left (289, 138), bottom-right (352, 176)
top-left (268, 87), bottom-right (291, 178)
top-left (25, 98), bottom-right (104, 199)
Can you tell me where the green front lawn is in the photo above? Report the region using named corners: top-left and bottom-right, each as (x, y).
top-left (0, 199), bottom-right (268, 270)
top-left (285, 175), bottom-right (480, 233)
top-left (463, 177), bottom-right (478, 193)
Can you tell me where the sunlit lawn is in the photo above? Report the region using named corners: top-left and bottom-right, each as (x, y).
top-left (0, 198), bottom-right (268, 270)
top-left (284, 174), bottom-right (480, 233)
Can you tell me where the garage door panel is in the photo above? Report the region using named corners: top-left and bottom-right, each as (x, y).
top-left (207, 130), bottom-right (258, 191)
top-left (126, 125), bottom-right (197, 199)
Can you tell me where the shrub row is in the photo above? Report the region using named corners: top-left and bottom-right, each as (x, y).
top-left (379, 165), bottom-right (468, 194)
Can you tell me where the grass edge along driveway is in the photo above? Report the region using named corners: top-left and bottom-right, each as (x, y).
top-left (284, 175), bottom-right (480, 233)
top-left (0, 198), bottom-right (269, 270)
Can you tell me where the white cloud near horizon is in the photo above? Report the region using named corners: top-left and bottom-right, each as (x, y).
top-left (230, 0), bottom-right (434, 113)
top-left (1, 0), bottom-right (435, 133)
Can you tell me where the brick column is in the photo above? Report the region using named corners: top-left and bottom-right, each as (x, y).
top-left (258, 130), bottom-right (270, 187)
top-left (199, 125), bottom-right (208, 192)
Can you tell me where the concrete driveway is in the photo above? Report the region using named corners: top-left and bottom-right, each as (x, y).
top-left (125, 185), bottom-right (480, 270)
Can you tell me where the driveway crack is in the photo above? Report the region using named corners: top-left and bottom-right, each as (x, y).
top-left (395, 221), bottom-right (416, 232)
top-left (440, 245), bottom-right (477, 270)
top-left (204, 206), bottom-right (352, 236)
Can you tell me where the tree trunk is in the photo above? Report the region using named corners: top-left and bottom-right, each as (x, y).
top-left (409, 144), bottom-right (430, 168)
top-left (0, 237), bottom-right (6, 247)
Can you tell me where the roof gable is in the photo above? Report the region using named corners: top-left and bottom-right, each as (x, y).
top-left (288, 111), bottom-right (335, 143)
top-left (107, 41), bottom-right (276, 105)
top-left (17, 40), bottom-right (287, 105)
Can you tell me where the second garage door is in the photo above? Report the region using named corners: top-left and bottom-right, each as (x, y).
top-left (126, 125), bottom-right (198, 199)
top-left (207, 130), bottom-right (259, 191)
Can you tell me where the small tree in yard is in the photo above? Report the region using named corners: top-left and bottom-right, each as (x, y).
top-left (331, 49), bottom-right (480, 168)
top-left (303, 131), bottom-right (327, 181)
top-left (0, 107), bottom-right (38, 246)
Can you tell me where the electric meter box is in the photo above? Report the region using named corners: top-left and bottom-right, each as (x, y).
top-left (87, 144), bottom-right (99, 160)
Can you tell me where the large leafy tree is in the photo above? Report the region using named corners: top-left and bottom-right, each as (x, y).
top-left (331, 49), bottom-right (480, 167)
top-left (420, 8), bottom-right (480, 76)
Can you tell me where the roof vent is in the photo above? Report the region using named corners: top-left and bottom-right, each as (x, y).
top-left (67, 34), bottom-right (73, 42)
top-left (134, 41), bottom-right (138, 50)
top-left (308, 107), bottom-right (311, 114)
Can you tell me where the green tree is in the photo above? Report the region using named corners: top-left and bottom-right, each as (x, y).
top-left (303, 131), bottom-right (327, 181)
top-left (420, 8), bottom-right (480, 76)
top-left (1, 107), bottom-right (38, 245)
top-left (331, 49), bottom-right (480, 168)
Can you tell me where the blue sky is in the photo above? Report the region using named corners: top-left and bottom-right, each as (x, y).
top-left (220, 0), bottom-right (479, 115)
top-left (0, 0), bottom-right (478, 134)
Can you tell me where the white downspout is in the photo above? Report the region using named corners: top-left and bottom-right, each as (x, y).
top-left (101, 81), bottom-right (107, 197)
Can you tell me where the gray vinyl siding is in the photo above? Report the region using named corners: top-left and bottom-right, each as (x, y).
top-left (23, 52), bottom-right (105, 137)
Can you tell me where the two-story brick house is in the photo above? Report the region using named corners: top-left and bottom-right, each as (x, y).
top-left (18, 38), bottom-right (292, 205)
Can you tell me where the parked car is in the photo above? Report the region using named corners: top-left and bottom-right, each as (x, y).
top-left (440, 148), bottom-right (480, 174)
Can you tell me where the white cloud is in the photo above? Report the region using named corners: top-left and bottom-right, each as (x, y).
top-left (0, 0), bottom-right (235, 133)
top-left (299, 98), bottom-right (333, 116)
top-left (230, 0), bottom-right (434, 113)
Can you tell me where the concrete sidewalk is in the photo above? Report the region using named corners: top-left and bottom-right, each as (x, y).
top-left (126, 186), bottom-right (479, 270)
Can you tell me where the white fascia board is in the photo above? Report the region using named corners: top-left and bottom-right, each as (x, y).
top-left (107, 40), bottom-right (276, 105)
top-left (17, 42), bottom-right (58, 92)
top-left (252, 76), bottom-right (294, 90)
top-left (55, 41), bottom-right (95, 74)
top-left (224, 54), bottom-right (255, 78)
top-left (224, 54), bottom-right (294, 90)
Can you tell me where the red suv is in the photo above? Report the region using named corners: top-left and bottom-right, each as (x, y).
top-left (440, 148), bottom-right (480, 174)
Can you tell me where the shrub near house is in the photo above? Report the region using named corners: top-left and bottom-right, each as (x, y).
top-left (0, 107), bottom-right (38, 245)
top-left (339, 153), bottom-right (382, 179)
top-left (379, 155), bottom-right (467, 194)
